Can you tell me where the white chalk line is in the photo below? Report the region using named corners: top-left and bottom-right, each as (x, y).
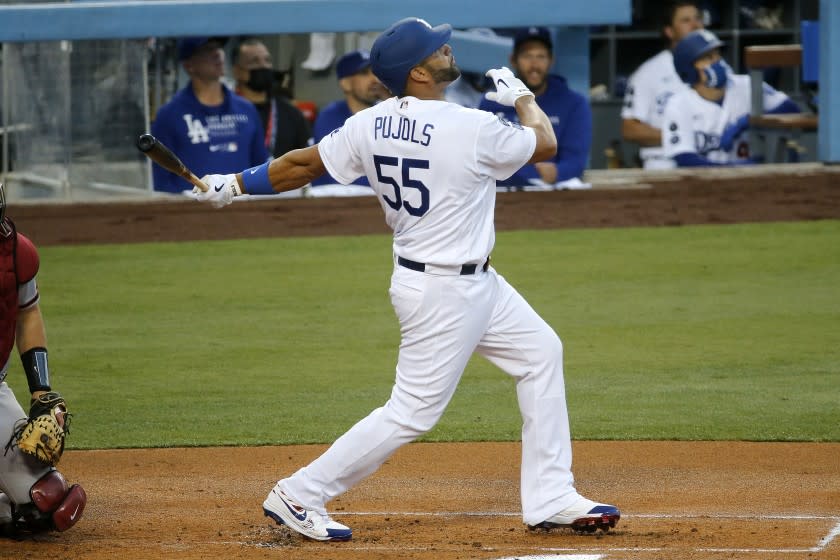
top-left (340, 510), bottom-right (839, 521)
top-left (309, 511), bottom-right (840, 554)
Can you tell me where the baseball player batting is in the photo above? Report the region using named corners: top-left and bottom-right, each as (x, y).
top-left (662, 29), bottom-right (800, 166)
top-left (192, 17), bottom-right (620, 541)
top-left (0, 183), bottom-right (87, 538)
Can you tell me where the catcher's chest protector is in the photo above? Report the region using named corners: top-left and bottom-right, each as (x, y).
top-left (0, 231), bottom-right (18, 367)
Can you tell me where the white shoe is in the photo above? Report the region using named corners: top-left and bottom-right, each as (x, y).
top-left (262, 487), bottom-right (352, 542)
top-left (529, 495), bottom-right (620, 533)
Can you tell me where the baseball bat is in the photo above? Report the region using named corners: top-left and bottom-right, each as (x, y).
top-left (136, 133), bottom-right (208, 192)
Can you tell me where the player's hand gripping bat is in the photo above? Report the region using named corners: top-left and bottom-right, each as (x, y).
top-left (136, 133), bottom-right (209, 192)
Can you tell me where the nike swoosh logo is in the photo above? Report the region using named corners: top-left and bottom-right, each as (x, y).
top-left (70, 503), bottom-right (81, 521)
top-left (214, 184), bottom-right (224, 192)
top-left (279, 493), bottom-right (308, 522)
top-left (250, 168), bottom-right (259, 174)
top-left (496, 78), bottom-right (508, 87)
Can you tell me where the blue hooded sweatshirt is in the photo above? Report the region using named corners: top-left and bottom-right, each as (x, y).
top-left (479, 75), bottom-right (591, 186)
top-left (310, 100), bottom-right (370, 187)
top-left (150, 85), bottom-right (269, 193)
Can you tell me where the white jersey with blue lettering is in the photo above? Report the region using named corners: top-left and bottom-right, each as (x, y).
top-left (661, 74), bottom-right (790, 163)
top-left (621, 50), bottom-right (689, 169)
top-left (316, 96), bottom-right (535, 266)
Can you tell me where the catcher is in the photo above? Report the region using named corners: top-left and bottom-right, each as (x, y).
top-left (0, 183), bottom-right (86, 538)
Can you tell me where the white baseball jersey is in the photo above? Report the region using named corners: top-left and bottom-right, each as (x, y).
top-left (317, 97), bottom-right (535, 266)
top-left (622, 50), bottom-right (689, 168)
top-left (662, 74), bottom-right (790, 163)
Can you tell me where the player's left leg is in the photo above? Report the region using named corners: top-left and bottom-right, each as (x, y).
top-left (475, 269), bottom-right (619, 531)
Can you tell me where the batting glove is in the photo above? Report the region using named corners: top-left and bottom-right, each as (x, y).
top-left (194, 174), bottom-right (242, 208)
top-left (484, 67), bottom-right (534, 107)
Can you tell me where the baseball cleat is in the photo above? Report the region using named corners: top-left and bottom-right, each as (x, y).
top-left (528, 496), bottom-right (620, 533)
top-left (262, 488), bottom-right (352, 542)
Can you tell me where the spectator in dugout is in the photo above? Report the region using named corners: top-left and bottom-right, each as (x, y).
top-left (231, 37), bottom-right (312, 159)
top-left (310, 50), bottom-right (386, 189)
top-left (661, 30), bottom-right (800, 167)
top-left (479, 26), bottom-right (591, 189)
top-left (151, 36), bottom-right (269, 193)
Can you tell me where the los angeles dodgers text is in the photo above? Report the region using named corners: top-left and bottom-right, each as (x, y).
top-left (374, 117), bottom-right (433, 146)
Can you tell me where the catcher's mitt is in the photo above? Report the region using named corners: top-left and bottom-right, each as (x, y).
top-left (6, 392), bottom-right (71, 466)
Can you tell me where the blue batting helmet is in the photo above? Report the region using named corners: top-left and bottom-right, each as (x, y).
top-left (673, 30), bottom-right (724, 84)
top-left (371, 17), bottom-right (452, 96)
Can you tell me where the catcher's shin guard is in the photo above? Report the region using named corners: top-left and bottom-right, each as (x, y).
top-left (11, 470), bottom-right (87, 534)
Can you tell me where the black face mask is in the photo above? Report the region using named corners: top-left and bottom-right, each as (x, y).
top-left (246, 68), bottom-right (274, 92)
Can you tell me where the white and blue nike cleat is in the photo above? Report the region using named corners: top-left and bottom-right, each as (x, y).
top-left (263, 487), bottom-right (352, 542)
top-left (528, 496), bottom-right (620, 533)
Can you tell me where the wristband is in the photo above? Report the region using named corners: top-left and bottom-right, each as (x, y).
top-left (240, 161), bottom-right (274, 195)
top-left (21, 347), bottom-right (51, 393)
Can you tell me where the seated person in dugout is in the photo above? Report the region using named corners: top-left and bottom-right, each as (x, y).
top-left (311, 50), bottom-right (386, 188)
top-left (662, 30), bottom-right (799, 167)
top-left (479, 26), bottom-right (591, 189)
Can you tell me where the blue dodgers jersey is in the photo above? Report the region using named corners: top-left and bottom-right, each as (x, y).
top-left (479, 75), bottom-right (591, 185)
top-left (150, 85), bottom-right (269, 193)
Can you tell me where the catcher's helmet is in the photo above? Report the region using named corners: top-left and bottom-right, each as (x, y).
top-left (673, 30), bottom-right (724, 84)
top-left (371, 17), bottom-right (452, 96)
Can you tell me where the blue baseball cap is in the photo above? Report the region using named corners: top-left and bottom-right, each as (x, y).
top-left (177, 36), bottom-right (228, 61)
top-left (513, 26), bottom-right (553, 53)
top-left (336, 50), bottom-right (372, 79)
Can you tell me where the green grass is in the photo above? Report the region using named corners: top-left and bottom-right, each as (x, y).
top-left (12, 220), bottom-right (839, 448)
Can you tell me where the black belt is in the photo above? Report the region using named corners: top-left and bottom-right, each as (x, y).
top-left (397, 256), bottom-right (490, 275)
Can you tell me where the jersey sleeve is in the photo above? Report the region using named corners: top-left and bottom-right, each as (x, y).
top-left (316, 114), bottom-right (367, 185)
top-left (475, 112), bottom-right (536, 181)
top-left (15, 233), bottom-right (40, 309)
top-left (661, 96), bottom-right (697, 158)
top-left (621, 68), bottom-right (651, 121)
top-left (18, 278), bottom-right (39, 310)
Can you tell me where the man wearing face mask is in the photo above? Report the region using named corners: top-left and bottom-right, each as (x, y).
top-left (233, 38), bottom-right (312, 158)
top-left (662, 30), bottom-right (800, 167)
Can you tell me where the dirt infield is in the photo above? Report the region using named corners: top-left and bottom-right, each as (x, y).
top-left (4, 168), bottom-right (840, 559)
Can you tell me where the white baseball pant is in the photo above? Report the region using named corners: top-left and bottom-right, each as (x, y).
top-left (280, 264), bottom-right (580, 525)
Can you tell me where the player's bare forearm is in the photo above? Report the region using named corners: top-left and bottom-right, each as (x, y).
top-left (237, 145), bottom-right (327, 193)
top-left (16, 305), bottom-right (47, 355)
top-left (621, 118), bottom-right (662, 147)
top-left (515, 97), bottom-right (557, 163)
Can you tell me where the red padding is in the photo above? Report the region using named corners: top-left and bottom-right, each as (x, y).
top-left (52, 484), bottom-right (86, 531)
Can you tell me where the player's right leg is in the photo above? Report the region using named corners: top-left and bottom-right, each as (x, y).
top-left (475, 269), bottom-right (619, 533)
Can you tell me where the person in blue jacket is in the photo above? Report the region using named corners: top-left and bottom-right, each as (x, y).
top-left (151, 37), bottom-right (269, 193)
top-left (310, 50), bottom-right (385, 187)
top-left (479, 27), bottom-right (591, 188)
